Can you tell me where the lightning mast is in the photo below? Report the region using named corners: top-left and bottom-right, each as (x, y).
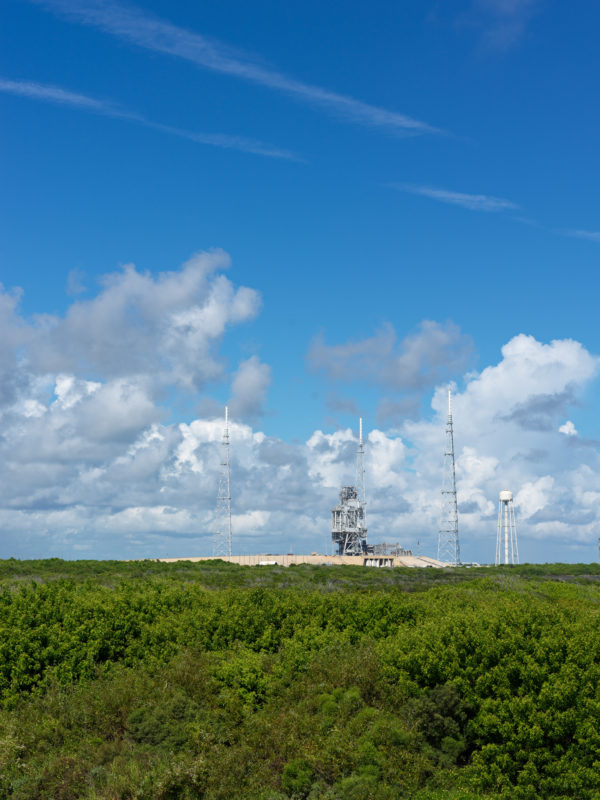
top-left (356, 417), bottom-right (366, 514)
top-left (438, 389), bottom-right (461, 565)
top-left (213, 406), bottom-right (232, 557)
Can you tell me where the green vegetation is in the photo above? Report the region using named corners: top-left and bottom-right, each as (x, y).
top-left (1, 559), bottom-right (600, 799)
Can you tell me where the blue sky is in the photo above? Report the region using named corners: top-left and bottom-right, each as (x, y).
top-left (1, 0), bottom-right (599, 563)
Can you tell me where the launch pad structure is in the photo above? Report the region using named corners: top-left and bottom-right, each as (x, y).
top-left (331, 485), bottom-right (368, 555)
top-left (329, 418), bottom-right (415, 560)
top-left (331, 418), bottom-right (370, 556)
top-left (203, 410), bottom-right (460, 570)
top-left (160, 553), bottom-right (446, 568)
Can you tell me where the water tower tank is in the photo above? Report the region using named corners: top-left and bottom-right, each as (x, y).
top-left (499, 490), bottom-right (513, 502)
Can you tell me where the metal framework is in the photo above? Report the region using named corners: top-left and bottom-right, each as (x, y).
top-left (213, 406), bottom-right (232, 557)
top-left (371, 542), bottom-right (413, 556)
top-left (438, 389), bottom-right (461, 565)
top-left (495, 491), bottom-right (518, 565)
top-left (331, 419), bottom-right (368, 556)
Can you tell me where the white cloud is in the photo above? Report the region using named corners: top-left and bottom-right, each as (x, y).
top-left (54, 375), bottom-right (101, 410)
top-left (0, 285), bottom-right (33, 406)
top-left (66, 268), bottom-right (87, 296)
top-left (76, 379), bottom-right (160, 442)
top-left (0, 76), bottom-right (298, 160)
top-left (31, 0), bottom-right (441, 136)
top-left (367, 429), bottom-right (407, 490)
top-left (229, 356), bottom-right (271, 420)
top-left (559, 420), bottom-right (578, 436)
top-left (563, 230), bottom-right (600, 244)
top-left (392, 183), bottom-right (518, 212)
top-left (516, 475), bottom-right (554, 519)
top-left (459, 0), bottom-right (540, 51)
top-left (1, 259), bottom-right (599, 565)
top-left (28, 249), bottom-right (260, 391)
top-left (307, 427), bottom-right (359, 489)
top-left (0, 76), bottom-right (118, 111)
top-left (308, 320), bottom-right (473, 420)
top-left (0, 251), bottom-right (267, 534)
top-left (401, 334), bottom-right (600, 559)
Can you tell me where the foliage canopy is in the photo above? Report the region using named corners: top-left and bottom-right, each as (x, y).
top-left (1, 559), bottom-right (600, 798)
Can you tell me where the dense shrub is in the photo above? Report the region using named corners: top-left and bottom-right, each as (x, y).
top-left (0, 559), bottom-right (600, 798)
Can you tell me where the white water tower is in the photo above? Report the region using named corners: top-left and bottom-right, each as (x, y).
top-left (496, 490), bottom-right (519, 565)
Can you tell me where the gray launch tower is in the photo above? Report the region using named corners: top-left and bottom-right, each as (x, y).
top-left (438, 389), bottom-right (461, 565)
top-left (331, 419), bottom-right (368, 555)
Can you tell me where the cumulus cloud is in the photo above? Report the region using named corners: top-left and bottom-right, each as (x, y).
top-left (0, 286), bottom-right (32, 406)
top-left (27, 249), bottom-right (260, 391)
top-left (501, 390), bottom-right (576, 431)
top-left (325, 392), bottom-right (360, 416)
top-left (401, 334), bottom-right (600, 559)
top-left (217, 324), bottom-right (600, 561)
top-left (1, 262), bottom-right (599, 565)
top-left (308, 320), bottom-right (473, 420)
top-left (559, 420), bottom-right (578, 436)
top-left (0, 251), bottom-right (270, 554)
top-left (229, 356), bottom-right (271, 420)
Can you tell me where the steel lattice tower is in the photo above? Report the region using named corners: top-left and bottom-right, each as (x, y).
top-left (438, 389), bottom-right (461, 565)
top-left (213, 406), bottom-right (232, 557)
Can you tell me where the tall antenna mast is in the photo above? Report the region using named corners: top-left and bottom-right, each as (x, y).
top-left (438, 389), bottom-right (461, 565)
top-left (213, 406), bottom-right (232, 558)
top-left (356, 417), bottom-right (366, 511)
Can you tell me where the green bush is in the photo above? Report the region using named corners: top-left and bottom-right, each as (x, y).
top-left (281, 758), bottom-right (314, 797)
top-left (1, 558), bottom-right (600, 798)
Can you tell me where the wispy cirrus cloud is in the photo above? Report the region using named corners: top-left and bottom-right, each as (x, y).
top-left (0, 77), bottom-right (299, 160)
top-left (28, 0), bottom-right (442, 136)
top-left (455, 0), bottom-right (540, 52)
top-left (474, 0), bottom-right (539, 50)
top-left (391, 183), bottom-right (519, 212)
top-left (563, 229), bottom-right (600, 243)
top-left (0, 76), bottom-right (119, 112)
